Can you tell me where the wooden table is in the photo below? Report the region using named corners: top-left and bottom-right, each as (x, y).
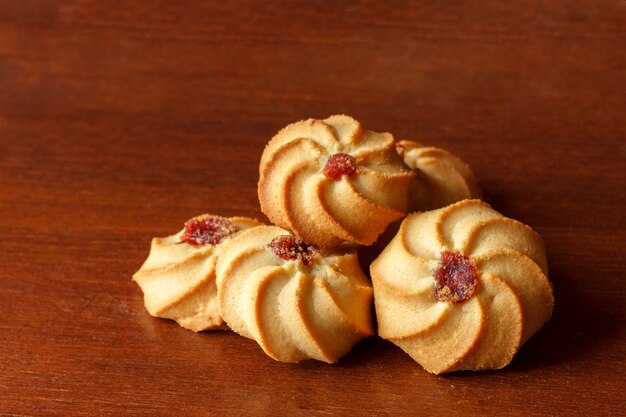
top-left (1, 1), bottom-right (624, 415)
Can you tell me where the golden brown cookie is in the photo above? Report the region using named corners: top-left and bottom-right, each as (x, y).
top-left (216, 225), bottom-right (374, 363)
top-left (258, 115), bottom-right (416, 247)
top-left (397, 140), bottom-right (482, 211)
top-left (133, 214), bottom-right (262, 332)
top-left (370, 199), bottom-right (553, 374)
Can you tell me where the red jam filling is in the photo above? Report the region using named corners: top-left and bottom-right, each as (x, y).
top-left (267, 235), bottom-right (316, 265)
top-left (180, 215), bottom-right (239, 246)
top-left (434, 251), bottom-right (479, 303)
top-left (323, 153), bottom-right (357, 180)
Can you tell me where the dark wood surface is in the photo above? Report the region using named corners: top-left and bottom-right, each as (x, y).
top-left (1, 1), bottom-right (624, 416)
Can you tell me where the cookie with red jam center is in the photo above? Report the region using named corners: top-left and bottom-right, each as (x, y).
top-left (258, 114), bottom-right (417, 247)
top-left (370, 200), bottom-right (554, 374)
top-left (133, 214), bottom-right (262, 332)
top-left (216, 225), bottom-right (374, 363)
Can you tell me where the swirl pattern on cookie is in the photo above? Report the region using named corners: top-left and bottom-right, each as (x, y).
top-left (133, 215), bottom-right (262, 332)
top-left (397, 140), bottom-right (482, 211)
top-left (370, 200), bottom-right (553, 374)
top-left (259, 115), bottom-right (416, 247)
top-left (216, 225), bottom-right (374, 363)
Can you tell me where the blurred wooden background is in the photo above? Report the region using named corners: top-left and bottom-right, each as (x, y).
top-left (0, 1), bottom-right (624, 415)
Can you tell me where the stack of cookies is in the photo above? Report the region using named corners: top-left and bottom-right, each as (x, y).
top-left (133, 115), bottom-right (554, 374)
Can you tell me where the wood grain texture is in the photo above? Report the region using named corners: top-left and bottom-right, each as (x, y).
top-left (1, 1), bottom-right (624, 415)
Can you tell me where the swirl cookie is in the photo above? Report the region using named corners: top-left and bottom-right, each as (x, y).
top-left (396, 140), bottom-right (482, 211)
top-left (133, 214), bottom-right (262, 332)
top-left (370, 200), bottom-right (554, 374)
top-left (216, 225), bottom-right (374, 363)
top-left (258, 115), bottom-right (416, 247)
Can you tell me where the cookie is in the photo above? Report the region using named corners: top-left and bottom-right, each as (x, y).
top-left (397, 140), bottom-right (482, 210)
top-left (133, 214), bottom-right (262, 331)
top-left (216, 225), bottom-right (374, 363)
top-left (259, 115), bottom-right (416, 247)
top-left (370, 200), bottom-right (554, 373)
